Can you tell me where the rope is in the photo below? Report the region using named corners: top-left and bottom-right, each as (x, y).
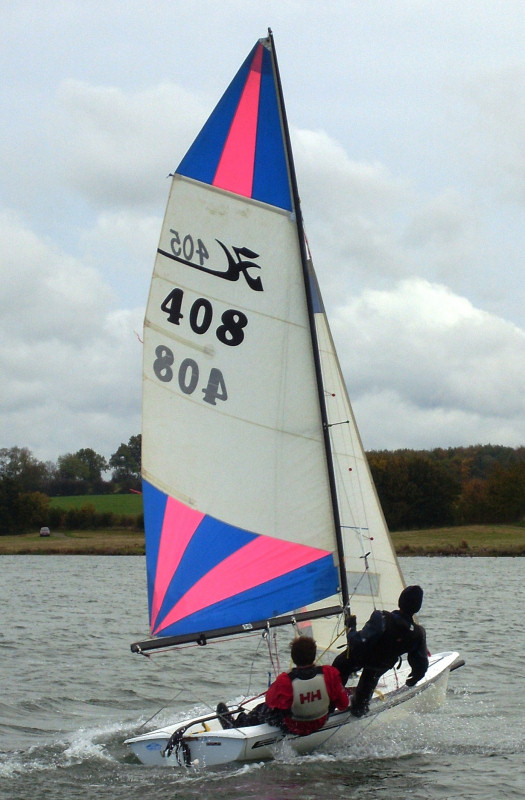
top-left (135, 615), bottom-right (370, 741)
top-left (316, 625), bottom-right (347, 663)
top-left (272, 630), bottom-right (281, 675)
top-left (136, 687), bottom-right (186, 731)
top-left (243, 629), bottom-right (267, 697)
top-left (262, 626), bottom-right (281, 681)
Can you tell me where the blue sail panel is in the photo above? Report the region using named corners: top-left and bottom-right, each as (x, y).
top-left (142, 480), bottom-right (168, 621)
top-left (175, 46), bottom-right (255, 187)
top-left (176, 40), bottom-right (292, 210)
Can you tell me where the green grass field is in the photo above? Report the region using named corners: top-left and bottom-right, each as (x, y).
top-left (392, 524), bottom-right (525, 556)
top-left (50, 494), bottom-right (143, 514)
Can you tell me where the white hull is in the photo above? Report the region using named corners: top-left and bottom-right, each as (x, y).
top-left (126, 651), bottom-right (461, 768)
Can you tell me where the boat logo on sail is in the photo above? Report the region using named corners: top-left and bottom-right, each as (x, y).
top-left (158, 229), bottom-right (264, 292)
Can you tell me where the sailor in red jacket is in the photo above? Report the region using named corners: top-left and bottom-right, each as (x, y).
top-left (217, 636), bottom-right (349, 735)
top-left (266, 636), bottom-right (350, 734)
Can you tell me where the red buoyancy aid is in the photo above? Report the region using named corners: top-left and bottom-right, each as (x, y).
top-left (289, 668), bottom-right (330, 722)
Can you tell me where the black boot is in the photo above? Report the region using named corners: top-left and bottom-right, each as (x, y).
top-left (216, 702), bottom-right (234, 729)
top-left (350, 699), bottom-right (369, 718)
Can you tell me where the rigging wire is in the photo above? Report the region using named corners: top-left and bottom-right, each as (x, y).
top-left (243, 627), bottom-right (271, 697)
top-left (132, 622), bottom-right (301, 731)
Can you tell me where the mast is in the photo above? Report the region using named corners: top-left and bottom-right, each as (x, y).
top-left (267, 30), bottom-right (350, 608)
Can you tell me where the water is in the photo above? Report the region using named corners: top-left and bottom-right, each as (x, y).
top-left (0, 556), bottom-right (524, 799)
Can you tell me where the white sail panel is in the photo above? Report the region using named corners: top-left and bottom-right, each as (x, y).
top-left (290, 260), bottom-right (404, 655)
top-left (143, 176), bottom-right (337, 552)
top-left (317, 310), bottom-right (404, 602)
top-left (305, 295), bottom-right (405, 655)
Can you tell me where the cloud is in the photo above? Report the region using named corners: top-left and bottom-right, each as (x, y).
top-left (0, 211), bottom-right (142, 461)
top-left (402, 190), bottom-right (479, 279)
top-left (291, 128), bottom-right (414, 311)
top-left (293, 125), bottom-right (525, 342)
top-left (461, 66), bottom-right (525, 202)
top-left (2, 4), bottom-right (525, 460)
top-left (331, 278), bottom-right (525, 448)
top-left (79, 209), bottom-right (161, 307)
top-left (56, 80), bottom-right (208, 210)
top-left (352, 390), bottom-right (524, 452)
top-left (1, 209), bottom-right (112, 342)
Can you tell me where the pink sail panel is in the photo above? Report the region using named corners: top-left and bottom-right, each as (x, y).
top-left (153, 534), bottom-right (332, 635)
top-left (212, 43), bottom-right (263, 197)
top-left (150, 496), bottom-right (205, 630)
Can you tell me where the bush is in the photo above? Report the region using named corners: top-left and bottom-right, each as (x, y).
top-left (64, 506), bottom-right (90, 530)
top-left (48, 506), bottom-right (65, 529)
top-left (114, 513), bottom-right (143, 530)
top-left (47, 504), bottom-right (142, 531)
top-left (16, 491), bottom-right (50, 533)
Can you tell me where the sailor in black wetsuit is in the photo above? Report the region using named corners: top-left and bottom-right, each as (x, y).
top-left (332, 585), bottom-right (428, 717)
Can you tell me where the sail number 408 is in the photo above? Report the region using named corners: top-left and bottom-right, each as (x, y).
top-left (161, 288), bottom-right (247, 347)
top-left (153, 346), bottom-right (227, 406)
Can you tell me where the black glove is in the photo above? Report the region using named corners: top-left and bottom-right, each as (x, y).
top-left (347, 614), bottom-right (357, 630)
top-left (405, 675), bottom-right (418, 687)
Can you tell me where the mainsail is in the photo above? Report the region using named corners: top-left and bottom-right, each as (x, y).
top-left (138, 32), bottom-right (404, 653)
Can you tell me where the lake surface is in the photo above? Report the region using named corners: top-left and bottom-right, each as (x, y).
top-left (0, 556), bottom-right (523, 799)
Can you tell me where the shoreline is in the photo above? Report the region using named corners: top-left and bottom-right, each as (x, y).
top-left (0, 524), bottom-right (524, 556)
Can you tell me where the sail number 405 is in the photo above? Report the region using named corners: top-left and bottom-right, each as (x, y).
top-left (170, 230), bottom-right (209, 265)
top-left (153, 346), bottom-right (227, 406)
top-left (161, 288), bottom-right (247, 347)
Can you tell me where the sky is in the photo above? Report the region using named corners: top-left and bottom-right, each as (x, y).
top-left (2, 0), bottom-right (525, 464)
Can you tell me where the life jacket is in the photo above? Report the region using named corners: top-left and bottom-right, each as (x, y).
top-left (348, 609), bottom-right (385, 658)
top-left (384, 610), bottom-right (420, 651)
top-left (362, 610), bottom-right (423, 669)
top-left (288, 666), bottom-right (330, 722)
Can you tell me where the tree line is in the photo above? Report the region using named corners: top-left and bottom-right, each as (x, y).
top-left (368, 444), bottom-right (525, 529)
top-left (0, 439), bottom-right (524, 535)
top-left (0, 436), bottom-right (141, 534)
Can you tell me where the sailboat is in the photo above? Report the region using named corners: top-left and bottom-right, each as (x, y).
top-left (125, 31), bottom-right (462, 768)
